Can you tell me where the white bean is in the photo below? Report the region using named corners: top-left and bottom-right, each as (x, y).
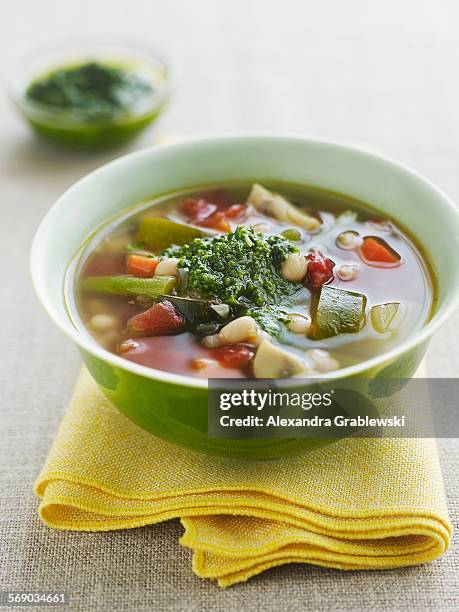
top-left (155, 258), bottom-right (179, 276)
top-left (219, 316), bottom-right (259, 344)
top-left (253, 222), bottom-right (272, 233)
top-left (191, 358), bottom-right (218, 370)
top-left (85, 298), bottom-right (106, 316)
top-left (90, 314), bottom-right (119, 332)
top-left (201, 334), bottom-right (224, 349)
top-left (336, 231), bottom-right (363, 250)
top-left (281, 252), bottom-right (308, 282)
top-left (306, 349), bottom-right (340, 373)
top-left (287, 314), bottom-right (312, 335)
top-left (118, 339), bottom-right (140, 354)
top-left (337, 263), bottom-right (360, 281)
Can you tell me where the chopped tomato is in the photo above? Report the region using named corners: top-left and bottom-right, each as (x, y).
top-left (127, 300), bottom-right (185, 336)
top-left (305, 251), bottom-right (335, 291)
top-left (126, 254), bottom-right (159, 277)
top-left (181, 198), bottom-right (217, 221)
top-left (180, 197), bottom-right (240, 231)
top-left (212, 344), bottom-right (255, 368)
top-left (225, 203), bottom-right (245, 219)
top-left (360, 236), bottom-right (401, 266)
top-left (197, 211), bottom-right (231, 232)
top-left (204, 189), bottom-right (232, 206)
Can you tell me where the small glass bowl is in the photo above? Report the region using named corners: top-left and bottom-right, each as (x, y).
top-left (9, 38), bottom-right (171, 149)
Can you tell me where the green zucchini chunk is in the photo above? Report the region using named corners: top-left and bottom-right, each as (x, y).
top-left (312, 285), bottom-right (367, 339)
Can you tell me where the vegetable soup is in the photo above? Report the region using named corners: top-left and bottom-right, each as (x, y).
top-left (68, 182), bottom-right (435, 378)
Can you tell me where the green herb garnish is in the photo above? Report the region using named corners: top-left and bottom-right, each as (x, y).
top-left (26, 61), bottom-right (154, 122)
top-left (163, 226), bottom-right (301, 334)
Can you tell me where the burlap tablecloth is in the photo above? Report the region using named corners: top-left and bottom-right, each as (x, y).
top-left (1, 1), bottom-right (459, 608)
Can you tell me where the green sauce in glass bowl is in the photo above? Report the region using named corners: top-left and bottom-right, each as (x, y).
top-left (10, 40), bottom-right (170, 149)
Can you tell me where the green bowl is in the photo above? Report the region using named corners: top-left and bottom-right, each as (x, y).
top-left (9, 39), bottom-right (170, 149)
top-left (30, 136), bottom-right (459, 458)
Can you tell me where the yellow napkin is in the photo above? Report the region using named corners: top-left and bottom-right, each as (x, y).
top-left (35, 368), bottom-right (451, 587)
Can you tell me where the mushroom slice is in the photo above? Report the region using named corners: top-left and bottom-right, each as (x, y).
top-left (246, 184), bottom-right (321, 233)
top-left (253, 339), bottom-right (307, 378)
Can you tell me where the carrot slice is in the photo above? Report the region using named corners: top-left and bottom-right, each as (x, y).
top-left (126, 254), bottom-right (159, 277)
top-left (360, 236), bottom-right (401, 266)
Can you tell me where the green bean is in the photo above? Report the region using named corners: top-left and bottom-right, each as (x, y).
top-left (80, 275), bottom-right (176, 299)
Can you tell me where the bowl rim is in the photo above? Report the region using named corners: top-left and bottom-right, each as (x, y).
top-left (30, 134), bottom-right (459, 389)
top-left (7, 35), bottom-right (171, 126)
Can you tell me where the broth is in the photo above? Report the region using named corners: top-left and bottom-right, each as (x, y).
top-left (68, 182), bottom-right (435, 378)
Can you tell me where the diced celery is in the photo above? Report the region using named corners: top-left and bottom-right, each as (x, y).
top-left (312, 285), bottom-right (367, 339)
top-left (371, 302), bottom-right (400, 333)
top-left (81, 275), bottom-right (176, 299)
top-left (137, 217), bottom-right (204, 251)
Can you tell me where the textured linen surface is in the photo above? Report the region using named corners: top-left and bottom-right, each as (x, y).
top-left (35, 368), bottom-right (451, 587)
top-left (3, 2), bottom-right (459, 608)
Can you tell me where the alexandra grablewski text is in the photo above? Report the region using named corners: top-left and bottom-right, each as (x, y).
top-left (208, 378), bottom-right (459, 439)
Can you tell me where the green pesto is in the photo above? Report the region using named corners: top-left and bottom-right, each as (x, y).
top-left (248, 305), bottom-right (291, 336)
top-left (163, 226), bottom-right (300, 334)
top-left (26, 61), bottom-right (154, 122)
